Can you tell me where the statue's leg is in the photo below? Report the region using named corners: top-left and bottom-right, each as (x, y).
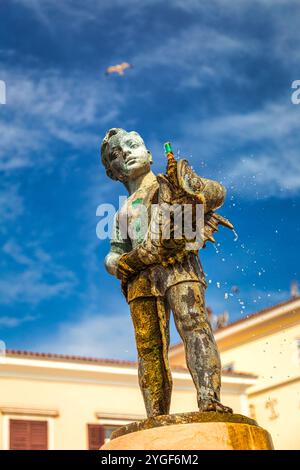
top-left (129, 296), bottom-right (172, 417)
top-left (167, 281), bottom-right (232, 413)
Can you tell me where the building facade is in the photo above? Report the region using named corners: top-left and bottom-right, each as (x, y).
top-left (170, 296), bottom-right (300, 450)
top-left (0, 350), bottom-right (254, 450)
top-left (0, 296), bottom-right (299, 450)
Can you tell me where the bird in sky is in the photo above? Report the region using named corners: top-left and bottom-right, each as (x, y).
top-left (105, 62), bottom-right (133, 76)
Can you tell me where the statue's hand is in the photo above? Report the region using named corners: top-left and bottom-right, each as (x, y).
top-left (116, 253), bottom-right (139, 298)
top-left (116, 256), bottom-right (135, 280)
top-left (116, 246), bottom-right (153, 289)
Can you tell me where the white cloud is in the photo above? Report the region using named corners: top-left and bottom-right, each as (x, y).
top-left (12, 0), bottom-right (159, 22)
top-left (15, 0), bottom-right (300, 71)
top-left (0, 184), bottom-right (24, 224)
top-left (0, 314), bottom-right (37, 328)
top-left (135, 25), bottom-right (246, 67)
top-left (196, 102), bottom-right (299, 142)
top-left (34, 308), bottom-right (136, 360)
top-left (3, 1), bottom-right (298, 181)
top-left (11, 0), bottom-right (300, 72)
top-left (3, 239), bottom-right (35, 265)
top-left (0, 239), bottom-right (77, 305)
top-left (0, 68), bottom-right (127, 172)
top-left (132, 24), bottom-right (258, 91)
top-left (228, 151), bottom-right (300, 197)
top-left (0, 269), bottom-right (75, 306)
top-left (178, 100), bottom-right (300, 197)
top-left (172, 0), bottom-right (300, 68)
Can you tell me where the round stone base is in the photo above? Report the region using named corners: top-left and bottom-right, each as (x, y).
top-left (101, 412), bottom-right (273, 450)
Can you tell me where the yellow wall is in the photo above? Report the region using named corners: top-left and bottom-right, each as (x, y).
top-left (0, 359), bottom-right (249, 449)
top-left (169, 301), bottom-right (300, 449)
top-left (169, 384), bottom-right (244, 416)
top-left (220, 323), bottom-right (300, 388)
top-left (219, 320), bottom-right (300, 450)
top-left (248, 378), bottom-right (300, 450)
top-left (0, 373), bottom-right (145, 449)
top-left (170, 349), bottom-right (186, 368)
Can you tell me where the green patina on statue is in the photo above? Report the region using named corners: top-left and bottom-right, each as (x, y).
top-left (101, 128), bottom-right (233, 418)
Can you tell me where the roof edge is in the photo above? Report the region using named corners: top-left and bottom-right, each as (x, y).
top-left (3, 349), bottom-right (256, 378)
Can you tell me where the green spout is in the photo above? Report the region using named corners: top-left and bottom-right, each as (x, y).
top-left (164, 142), bottom-right (173, 154)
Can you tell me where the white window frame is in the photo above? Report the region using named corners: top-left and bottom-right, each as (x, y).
top-left (95, 414), bottom-right (142, 445)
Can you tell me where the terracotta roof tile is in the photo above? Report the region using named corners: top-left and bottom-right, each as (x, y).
top-left (6, 349), bottom-right (137, 367)
top-left (4, 349), bottom-right (256, 378)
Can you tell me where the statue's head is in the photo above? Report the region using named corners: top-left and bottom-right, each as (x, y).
top-left (101, 128), bottom-right (153, 187)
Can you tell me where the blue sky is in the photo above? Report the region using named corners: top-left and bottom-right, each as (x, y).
top-left (0, 0), bottom-right (299, 360)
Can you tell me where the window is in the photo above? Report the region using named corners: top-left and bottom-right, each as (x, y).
top-left (10, 419), bottom-right (48, 450)
top-left (103, 425), bottom-right (120, 443)
top-left (87, 424), bottom-right (120, 449)
top-left (87, 424), bottom-right (105, 450)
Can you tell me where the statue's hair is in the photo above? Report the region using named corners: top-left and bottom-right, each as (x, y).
top-left (101, 128), bottom-right (124, 181)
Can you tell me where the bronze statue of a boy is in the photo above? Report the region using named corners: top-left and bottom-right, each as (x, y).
top-left (101, 128), bottom-right (232, 417)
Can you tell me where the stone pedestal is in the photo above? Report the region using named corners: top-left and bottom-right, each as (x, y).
top-left (101, 412), bottom-right (273, 450)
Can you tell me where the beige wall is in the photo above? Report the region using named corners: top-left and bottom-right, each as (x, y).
top-left (219, 322), bottom-right (300, 450)
top-left (0, 373), bottom-right (145, 449)
top-left (170, 349), bottom-right (186, 368)
top-left (0, 356), bottom-right (252, 450)
top-left (220, 323), bottom-right (300, 387)
top-left (169, 300), bottom-right (300, 449)
top-left (170, 381), bottom-right (248, 416)
top-left (248, 378), bottom-right (300, 450)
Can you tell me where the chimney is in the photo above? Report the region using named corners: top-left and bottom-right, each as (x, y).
top-left (291, 280), bottom-right (299, 299)
top-left (216, 310), bottom-right (229, 329)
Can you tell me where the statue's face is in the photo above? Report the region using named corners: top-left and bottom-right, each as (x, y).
top-left (106, 131), bottom-right (152, 183)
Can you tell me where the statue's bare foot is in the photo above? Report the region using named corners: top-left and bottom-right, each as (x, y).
top-left (199, 399), bottom-right (233, 414)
